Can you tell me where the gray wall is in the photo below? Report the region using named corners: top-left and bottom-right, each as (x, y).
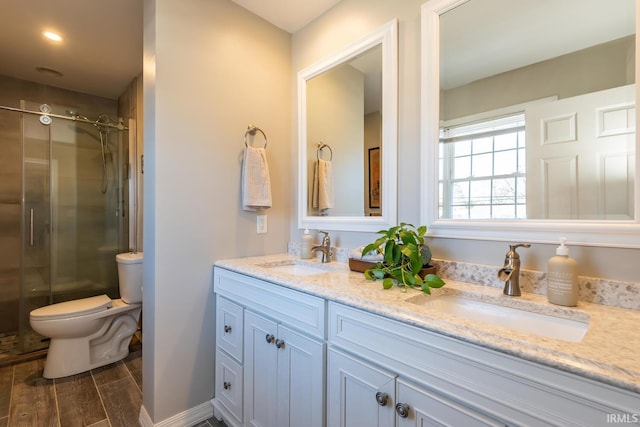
top-left (442, 36), bottom-right (635, 120)
top-left (142, 0), bottom-right (291, 422)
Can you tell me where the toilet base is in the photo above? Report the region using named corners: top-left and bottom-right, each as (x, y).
top-left (42, 306), bottom-right (141, 379)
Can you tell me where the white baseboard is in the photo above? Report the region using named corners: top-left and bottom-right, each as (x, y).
top-left (138, 401), bottom-right (213, 427)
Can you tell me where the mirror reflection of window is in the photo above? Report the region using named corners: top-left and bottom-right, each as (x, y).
top-left (440, 114), bottom-right (526, 219)
top-left (439, 0), bottom-right (635, 221)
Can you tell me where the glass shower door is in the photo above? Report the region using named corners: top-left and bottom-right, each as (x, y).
top-left (18, 101), bottom-right (123, 354)
top-left (21, 102), bottom-right (52, 353)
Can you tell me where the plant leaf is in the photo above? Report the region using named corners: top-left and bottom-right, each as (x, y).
top-left (390, 269), bottom-right (403, 284)
top-left (361, 243), bottom-right (377, 257)
top-left (386, 225), bottom-right (400, 239)
top-left (382, 278), bottom-right (394, 289)
top-left (391, 244), bottom-right (401, 265)
top-left (421, 282), bottom-right (432, 294)
top-left (403, 270), bottom-right (416, 286)
top-left (384, 240), bottom-right (395, 265)
top-left (372, 269), bottom-right (386, 279)
top-left (399, 229), bottom-right (413, 246)
top-left (424, 274), bottom-right (446, 288)
top-left (417, 225), bottom-right (427, 237)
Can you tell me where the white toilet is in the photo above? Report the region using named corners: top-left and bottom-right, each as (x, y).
top-left (30, 252), bottom-right (143, 379)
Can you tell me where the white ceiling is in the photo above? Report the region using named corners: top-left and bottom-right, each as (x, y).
top-left (0, 0), bottom-right (143, 99)
top-left (230, 0), bottom-right (343, 33)
top-left (0, 0), bottom-right (333, 100)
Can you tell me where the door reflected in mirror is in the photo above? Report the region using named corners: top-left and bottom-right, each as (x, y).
top-left (439, 0), bottom-right (635, 221)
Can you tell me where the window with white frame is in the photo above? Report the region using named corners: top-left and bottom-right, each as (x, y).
top-left (439, 113), bottom-right (526, 219)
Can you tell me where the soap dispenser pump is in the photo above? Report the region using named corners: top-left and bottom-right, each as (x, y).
top-left (547, 238), bottom-right (578, 306)
top-left (300, 228), bottom-right (313, 259)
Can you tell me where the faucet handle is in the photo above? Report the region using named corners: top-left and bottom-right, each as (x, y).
top-left (507, 243), bottom-right (531, 258)
top-left (318, 230), bottom-right (330, 243)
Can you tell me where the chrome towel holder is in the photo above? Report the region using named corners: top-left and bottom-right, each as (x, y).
top-left (244, 125), bottom-right (268, 148)
top-left (317, 142), bottom-right (333, 161)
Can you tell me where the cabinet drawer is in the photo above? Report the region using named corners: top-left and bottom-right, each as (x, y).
top-left (214, 267), bottom-right (326, 339)
top-left (216, 296), bottom-right (243, 362)
top-left (215, 349), bottom-right (243, 425)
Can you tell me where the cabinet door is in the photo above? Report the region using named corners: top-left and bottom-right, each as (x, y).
top-left (328, 347), bottom-right (396, 427)
top-left (244, 310), bottom-right (278, 427)
top-left (276, 324), bottom-right (325, 427)
top-left (396, 378), bottom-right (505, 427)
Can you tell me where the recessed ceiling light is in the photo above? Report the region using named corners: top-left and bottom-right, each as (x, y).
top-left (43, 31), bottom-right (63, 42)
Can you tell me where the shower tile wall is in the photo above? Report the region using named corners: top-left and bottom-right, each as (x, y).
top-left (0, 109), bottom-right (21, 346)
top-left (0, 74), bottom-right (123, 354)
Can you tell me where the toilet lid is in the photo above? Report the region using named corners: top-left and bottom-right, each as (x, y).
top-left (30, 294), bottom-right (113, 320)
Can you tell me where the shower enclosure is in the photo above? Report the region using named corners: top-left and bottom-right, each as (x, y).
top-left (0, 100), bottom-right (133, 358)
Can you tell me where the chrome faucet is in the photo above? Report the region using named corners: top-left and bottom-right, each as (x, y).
top-left (311, 231), bottom-right (332, 263)
top-left (497, 243), bottom-right (531, 296)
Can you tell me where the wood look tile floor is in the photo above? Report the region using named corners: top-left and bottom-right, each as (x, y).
top-left (0, 350), bottom-right (224, 427)
top-left (0, 350), bottom-right (142, 427)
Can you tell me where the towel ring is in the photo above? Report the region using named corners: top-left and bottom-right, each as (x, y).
top-left (317, 143), bottom-right (333, 161)
top-left (244, 125), bottom-right (268, 148)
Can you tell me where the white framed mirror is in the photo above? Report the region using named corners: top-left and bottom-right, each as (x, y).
top-left (298, 19), bottom-right (398, 232)
top-left (421, 0), bottom-right (640, 248)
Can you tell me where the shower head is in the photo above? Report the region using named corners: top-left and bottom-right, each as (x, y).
top-left (96, 114), bottom-right (110, 124)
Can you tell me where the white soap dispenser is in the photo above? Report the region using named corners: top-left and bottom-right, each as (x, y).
top-left (300, 228), bottom-right (313, 259)
top-left (547, 238), bottom-right (578, 306)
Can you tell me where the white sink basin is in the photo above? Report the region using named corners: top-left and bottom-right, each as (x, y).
top-left (407, 293), bottom-right (589, 343)
top-left (259, 261), bottom-right (335, 276)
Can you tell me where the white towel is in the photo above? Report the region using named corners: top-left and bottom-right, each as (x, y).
top-left (349, 245), bottom-right (384, 262)
top-left (242, 146), bottom-right (272, 211)
top-left (312, 159), bottom-right (334, 211)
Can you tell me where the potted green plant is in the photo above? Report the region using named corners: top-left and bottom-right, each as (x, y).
top-left (362, 222), bottom-right (445, 294)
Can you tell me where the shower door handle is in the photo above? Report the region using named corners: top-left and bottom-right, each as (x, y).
top-left (29, 208), bottom-right (34, 246)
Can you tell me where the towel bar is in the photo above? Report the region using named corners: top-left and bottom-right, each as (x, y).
top-left (317, 142), bottom-right (333, 161)
top-left (244, 125), bottom-right (268, 148)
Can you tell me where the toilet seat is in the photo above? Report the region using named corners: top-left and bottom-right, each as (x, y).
top-left (30, 294), bottom-right (113, 321)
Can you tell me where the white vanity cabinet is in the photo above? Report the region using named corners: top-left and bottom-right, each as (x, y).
top-left (213, 263), bottom-right (640, 426)
top-left (328, 301), bottom-right (640, 427)
top-left (212, 267), bottom-right (326, 427)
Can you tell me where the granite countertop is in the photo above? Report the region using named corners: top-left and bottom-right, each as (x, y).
top-left (214, 254), bottom-right (640, 394)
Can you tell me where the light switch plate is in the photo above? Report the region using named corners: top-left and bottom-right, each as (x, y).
top-left (257, 215), bottom-right (267, 234)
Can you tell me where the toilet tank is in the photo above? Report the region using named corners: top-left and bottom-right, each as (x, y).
top-left (116, 252), bottom-right (143, 304)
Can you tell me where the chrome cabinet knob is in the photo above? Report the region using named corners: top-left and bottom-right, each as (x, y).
top-left (375, 392), bottom-right (388, 406)
top-left (265, 334), bottom-right (275, 344)
top-left (395, 402), bottom-right (410, 418)
top-left (223, 381), bottom-right (231, 390)
top-left (224, 325), bottom-right (232, 333)
top-left (275, 339), bottom-right (285, 349)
